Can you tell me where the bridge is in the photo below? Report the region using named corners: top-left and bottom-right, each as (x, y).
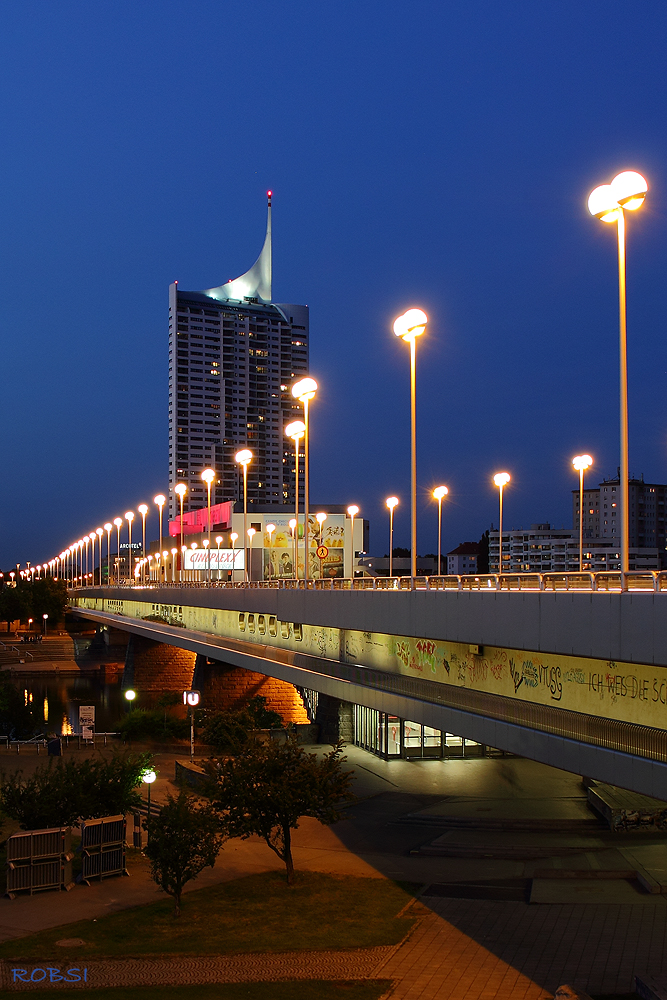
top-left (70, 572), bottom-right (667, 799)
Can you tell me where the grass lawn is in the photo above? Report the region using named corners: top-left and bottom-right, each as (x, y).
top-left (0, 871), bottom-right (418, 960)
top-left (1, 980), bottom-right (392, 1000)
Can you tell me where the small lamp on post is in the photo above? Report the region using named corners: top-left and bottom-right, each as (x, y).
top-left (247, 527), bottom-right (256, 582)
top-left (285, 419), bottom-right (306, 580)
top-left (493, 473), bottom-right (511, 575)
top-left (154, 495), bottom-right (166, 582)
top-left (124, 689), bottom-right (136, 713)
top-left (386, 497), bottom-right (399, 578)
top-left (142, 768), bottom-right (157, 839)
top-left (113, 518), bottom-right (123, 585)
top-left (347, 505), bottom-right (359, 580)
top-left (137, 504), bottom-right (148, 584)
top-left (432, 486), bottom-right (449, 576)
top-left (290, 380), bottom-right (318, 581)
top-left (201, 468), bottom-right (216, 584)
top-left (183, 689), bottom-right (200, 762)
top-left (42, 613), bottom-right (48, 636)
top-left (572, 454), bottom-right (593, 572)
top-left (174, 483), bottom-right (187, 582)
top-left (215, 535), bottom-right (223, 581)
top-left (235, 450), bottom-right (253, 583)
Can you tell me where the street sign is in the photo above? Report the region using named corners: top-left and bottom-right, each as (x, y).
top-left (316, 545), bottom-right (328, 559)
top-left (79, 706), bottom-right (95, 731)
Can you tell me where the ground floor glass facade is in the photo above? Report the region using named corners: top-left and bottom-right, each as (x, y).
top-left (353, 704), bottom-right (502, 761)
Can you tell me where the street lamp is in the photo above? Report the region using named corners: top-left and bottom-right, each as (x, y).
top-left (573, 454), bottom-right (593, 572)
top-left (154, 495), bottom-right (166, 582)
top-left (96, 528), bottom-right (103, 586)
top-left (174, 483), bottom-right (187, 582)
top-left (42, 613), bottom-right (48, 636)
top-left (201, 468), bottom-right (216, 584)
top-left (170, 547), bottom-right (177, 583)
top-left (285, 419), bottom-right (305, 581)
top-left (215, 535), bottom-right (223, 582)
top-left (266, 523), bottom-right (276, 581)
top-left (84, 535), bottom-right (90, 587)
top-left (125, 512), bottom-right (135, 584)
top-left (493, 473), bottom-right (511, 575)
top-left (386, 497), bottom-right (399, 578)
top-left (190, 541), bottom-right (198, 584)
top-left (347, 505), bottom-right (359, 580)
top-left (432, 486), bottom-right (448, 576)
top-left (142, 768), bottom-right (156, 838)
top-left (289, 519), bottom-right (297, 580)
top-left (104, 523), bottom-right (112, 585)
top-left (138, 504), bottom-right (148, 585)
top-left (235, 450), bottom-right (253, 583)
top-left (247, 527), bottom-right (256, 582)
top-left (113, 518), bottom-right (123, 584)
top-left (291, 379), bottom-right (317, 581)
top-left (588, 170), bottom-right (647, 580)
top-left (230, 533), bottom-right (238, 580)
top-left (393, 308), bottom-right (428, 580)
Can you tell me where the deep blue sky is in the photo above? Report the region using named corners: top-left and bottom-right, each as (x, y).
top-left (2, 0), bottom-right (667, 567)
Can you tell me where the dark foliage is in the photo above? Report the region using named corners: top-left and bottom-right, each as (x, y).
top-left (0, 677), bottom-right (41, 739)
top-left (478, 530), bottom-right (490, 574)
top-left (201, 696), bottom-right (283, 752)
top-left (144, 790), bottom-right (222, 916)
top-left (0, 751), bottom-right (152, 829)
top-left (117, 708), bottom-right (190, 741)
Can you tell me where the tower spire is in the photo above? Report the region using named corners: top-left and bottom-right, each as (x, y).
top-left (202, 191), bottom-right (273, 303)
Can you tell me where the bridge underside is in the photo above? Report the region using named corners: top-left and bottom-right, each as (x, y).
top-left (71, 587), bottom-right (667, 799)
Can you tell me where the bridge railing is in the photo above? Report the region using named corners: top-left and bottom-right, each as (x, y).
top-left (71, 569), bottom-right (667, 594)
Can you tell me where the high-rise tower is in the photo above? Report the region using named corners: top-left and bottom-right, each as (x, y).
top-left (168, 193), bottom-right (309, 521)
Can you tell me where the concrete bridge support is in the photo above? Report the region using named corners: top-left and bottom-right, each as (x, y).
top-left (123, 635), bottom-right (197, 696)
top-left (193, 655), bottom-right (310, 724)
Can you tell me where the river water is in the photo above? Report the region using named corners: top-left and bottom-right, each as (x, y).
top-left (6, 672), bottom-right (126, 736)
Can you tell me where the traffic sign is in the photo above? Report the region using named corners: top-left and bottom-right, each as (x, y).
top-left (316, 545), bottom-right (329, 559)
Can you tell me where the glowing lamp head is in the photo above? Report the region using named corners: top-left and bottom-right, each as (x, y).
top-left (230, 532), bottom-right (238, 543)
top-left (104, 522), bottom-right (112, 532)
top-left (386, 496), bottom-right (399, 511)
top-left (347, 505), bottom-right (359, 518)
top-left (292, 377), bottom-right (317, 402)
top-left (142, 769), bottom-right (156, 784)
top-left (171, 547), bottom-right (177, 555)
top-left (572, 454), bottom-right (593, 473)
top-left (124, 689), bottom-right (136, 702)
top-left (201, 468), bottom-right (215, 485)
top-left (190, 541), bottom-right (197, 550)
top-left (138, 504), bottom-right (148, 516)
top-left (125, 511), bottom-right (134, 523)
top-left (96, 527), bottom-right (103, 537)
top-left (174, 483), bottom-right (187, 499)
top-left (285, 419), bottom-right (306, 440)
top-left (113, 517), bottom-right (122, 528)
top-left (266, 523), bottom-right (276, 535)
top-left (587, 184), bottom-right (621, 223)
top-left (493, 472), bottom-right (511, 488)
top-left (289, 518), bottom-right (297, 530)
top-left (393, 308), bottom-right (428, 342)
top-left (215, 536), bottom-right (223, 544)
top-left (203, 539), bottom-right (209, 549)
top-left (89, 533), bottom-right (95, 542)
top-left (235, 449), bottom-right (253, 466)
top-left (247, 527), bottom-right (256, 539)
top-left (154, 494), bottom-right (166, 507)
top-left (433, 486), bottom-right (448, 501)
top-left (611, 170), bottom-right (648, 210)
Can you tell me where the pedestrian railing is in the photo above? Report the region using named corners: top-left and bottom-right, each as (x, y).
top-left (68, 570), bottom-right (667, 594)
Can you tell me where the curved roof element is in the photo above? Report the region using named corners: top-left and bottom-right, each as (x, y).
top-left (202, 192), bottom-right (272, 303)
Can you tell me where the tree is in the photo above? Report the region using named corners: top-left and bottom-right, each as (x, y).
top-left (201, 695), bottom-right (284, 753)
top-left (0, 751), bottom-right (153, 829)
top-left (0, 585), bottom-right (31, 633)
top-left (29, 577), bottom-right (68, 625)
top-left (207, 739), bottom-right (354, 884)
top-left (144, 790), bottom-right (222, 917)
top-left (0, 677), bottom-right (41, 739)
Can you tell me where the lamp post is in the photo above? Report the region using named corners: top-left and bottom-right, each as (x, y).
top-left (125, 512), bottom-right (135, 584)
top-left (493, 473), bottom-right (511, 575)
top-left (266, 523), bottom-right (276, 581)
top-left (171, 547), bottom-right (177, 583)
top-left (95, 528), bottom-right (103, 585)
top-left (347, 505), bottom-right (359, 580)
top-left (386, 497), bottom-right (399, 578)
top-left (190, 541), bottom-right (198, 584)
top-left (230, 533), bottom-right (238, 581)
top-left (247, 528), bottom-right (256, 582)
top-left (84, 535), bottom-right (90, 587)
top-left (201, 469), bottom-right (215, 584)
top-left (588, 170), bottom-right (648, 581)
top-left (315, 512), bottom-right (327, 579)
top-left (43, 613), bottom-right (48, 636)
top-left (393, 308), bottom-right (428, 580)
top-left (291, 379), bottom-right (317, 581)
top-left (235, 450), bottom-right (253, 583)
top-left (137, 505), bottom-right (148, 585)
top-left (142, 768), bottom-right (156, 840)
top-left (289, 519), bottom-right (297, 580)
top-left (174, 483), bottom-right (187, 582)
top-left (215, 535), bottom-right (223, 581)
top-left (103, 524), bottom-right (112, 585)
top-left (154, 495), bottom-right (166, 582)
top-left (573, 455), bottom-right (593, 572)
top-left (432, 486), bottom-right (448, 575)
top-left (113, 518), bottom-right (122, 584)
top-left (285, 420), bottom-right (305, 580)
top-left (89, 533), bottom-right (96, 585)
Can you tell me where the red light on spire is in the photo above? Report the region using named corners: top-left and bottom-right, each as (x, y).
top-left (267, 190), bottom-right (272, 197)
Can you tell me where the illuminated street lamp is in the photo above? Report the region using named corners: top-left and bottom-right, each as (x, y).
top-left (266, 523), bottom-right (276, 581)
top-left (247, 527), bottom-right (256, 582)
top-left (386, 497), bottom-right (399, 578)
top-left (588, 170), bottom-right (647, 580)
top-left (84, 535), bottom-right (90, 587)
top-left (347, 505), bottom-right (359, 579)
top-left (235, 450), bottom-right (253, 583)
top-left (113, 518), bottom-right (123, 585)
top-left (230, 532), bottom-right (238, 580)
top-left (289, 518), bottom-right (297, 580)
top-left (493, 473), bottom-right (511, 574)
top-left (393, 308), bottom-right (428, 580)
top-left (95, 528), bottom-right (103, 586)
top-left (190, 541), bottom-right (198, 584)
top-left (154, 495), bottom-right (166, 582)
top-left (215, 535), bottom-right (223, 582)
top-left (201, 468), bottom-right (216, 584)
top-left (170, 547), bottom-right (177, 583)
top-left (174, 483), bottom-right (187, 582)
top-left (103, 523), bottom-right (112, 585)
top-left (138, 504), bottom-right (148, 585)
top-left (142, 767), bottom-right (157, 837)
top-left (432, 486), bottom-right (449, 576)
top-left (125, 512), bottom-right (135, 584)
top-left (573, 454), bottom-right (593, 572)
top-left (285, 419), bottom-right (305, 581)
top-left (291, 379), bottom-right (317, 581)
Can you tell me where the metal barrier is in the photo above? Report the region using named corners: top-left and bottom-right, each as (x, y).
top-left (72, 570), bottom-right (667, 594)
top-left (79, 815), bottom-right (127, 885)
top-left (5, 827), bottom-right (75, 899)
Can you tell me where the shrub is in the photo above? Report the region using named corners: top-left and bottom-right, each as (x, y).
top-left (117, 709), bottom-right (190, 741)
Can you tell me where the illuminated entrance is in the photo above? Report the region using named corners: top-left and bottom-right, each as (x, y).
top-left (353, 705), bottom-right (490, 760)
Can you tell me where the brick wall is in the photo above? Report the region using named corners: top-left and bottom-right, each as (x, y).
top-left (198, 660), bottom-right (309, 725)
top-left (125, 635), bottom-right (196, 694)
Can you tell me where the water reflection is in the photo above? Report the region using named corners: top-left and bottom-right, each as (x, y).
top-left (5, 674), bottom-right (125, 735)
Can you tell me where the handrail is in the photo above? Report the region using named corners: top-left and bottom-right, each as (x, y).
top-left (69, 569), bottom-right (667, 594)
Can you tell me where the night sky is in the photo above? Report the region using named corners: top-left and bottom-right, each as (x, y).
top-left (2, 0), bottom-right (667, 568)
